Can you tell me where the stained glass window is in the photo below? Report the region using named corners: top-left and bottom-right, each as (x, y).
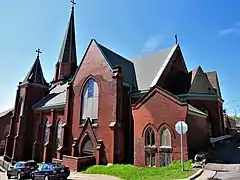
top-left (55, 120), bottom-right (62, 152)
top-left (44, 120), bottom-right (50, 145)
top-left (160, 127), bottom-right (172, 166)
top-left (145, 128), bottom-right (155, 146)
top-left (160, 128), bottom-right (171, 147)
top-left (19, 99), bottom-right (24, 117)
top-left (4, 125), bottom-right (10, 136)
top-left (87, 79), bottom-right (94, 98)
top-left (80, 79), bottom-right (99, 125)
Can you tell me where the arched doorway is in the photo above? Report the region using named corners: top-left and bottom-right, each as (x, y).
top-left (80, 135), bottom-right (94, 156)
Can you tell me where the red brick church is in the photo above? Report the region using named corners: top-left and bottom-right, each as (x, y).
top-left (2, 4), bottom-right (225, 170)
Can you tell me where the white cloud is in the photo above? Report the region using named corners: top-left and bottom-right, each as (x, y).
top-left (143, 34), bottom-right (164, 52)
top-left (219, 22), bottom-right (240, 36)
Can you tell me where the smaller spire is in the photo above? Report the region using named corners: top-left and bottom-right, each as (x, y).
top-left (58, 1), bottom-right (77, 64)
top-left (22, 49), bottom-right (48, 86)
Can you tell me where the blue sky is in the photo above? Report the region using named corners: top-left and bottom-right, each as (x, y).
top-left (0, 0), bottom-right (239, 114)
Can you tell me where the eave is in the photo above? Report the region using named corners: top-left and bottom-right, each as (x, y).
top-left (178, 93), bottom-right (224, 102)
top-left (33, 104), bottom-right (65, 111)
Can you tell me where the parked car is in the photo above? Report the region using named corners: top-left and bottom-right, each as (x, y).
top-left (7, 160), bottom-right (39, 179)
top-left (31, 163), bottom-right (70, 180)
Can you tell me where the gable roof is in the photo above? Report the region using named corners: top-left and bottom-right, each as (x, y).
top-left (133, 85), bottom-right (186, 110)
top-left (188, 66), bottom-right (216, 94)
top-left (205, 71), bottom-right (222, 98)
top-left (132, 44), bottom-right (178, 91)
top-left (33, 83), bottom-right (68, 110)
top-left (97, 43), bottom-right (138, 88)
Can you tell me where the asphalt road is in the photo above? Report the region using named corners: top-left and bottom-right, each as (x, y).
top-left (212, 171), bottom-right (240, 180)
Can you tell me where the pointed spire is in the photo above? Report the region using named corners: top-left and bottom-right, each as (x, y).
top-left (22, 49), bottom-right (48, 86)
top-left (58, 1), bottom-right (77, 64)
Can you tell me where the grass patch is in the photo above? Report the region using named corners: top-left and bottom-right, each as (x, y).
top-left (83, 160), bottom-right (195, 180)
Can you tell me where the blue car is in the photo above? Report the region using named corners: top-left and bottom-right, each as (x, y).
top-left (31, 163), bottom-right (70, 180)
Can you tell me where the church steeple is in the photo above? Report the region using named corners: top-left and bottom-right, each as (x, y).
top-left (54, 1), bottom-right (77, 81)
top-left (22, 49), bottom-right (48, 86)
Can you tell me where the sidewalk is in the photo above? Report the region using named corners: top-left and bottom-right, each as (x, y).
top-left (195, 170), bottom-right (216, 180)
top-left (69, 171), bottom-right (122, 180)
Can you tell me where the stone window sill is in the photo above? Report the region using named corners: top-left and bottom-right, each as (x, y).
top-left (79, 123), bottom-right (98, 128)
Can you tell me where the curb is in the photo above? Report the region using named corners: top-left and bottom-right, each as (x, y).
top-left (187, 169), bottom-right (203, 180)
top-left (0, 166), bottom-right (5, 173)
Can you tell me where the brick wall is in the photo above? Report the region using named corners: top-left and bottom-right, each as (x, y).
top-left (62, 155), bottom-right (95, 171)
top-left (71, 40), bottom-right (119, 164)
top-left (188, 99), bottom-right (223, 137)
top-left (133, 87), bottom-right (188, 167)
top-left (0, 111), bottom-right (12, 156)
top-left (186, 113), bottom-right (209, 158)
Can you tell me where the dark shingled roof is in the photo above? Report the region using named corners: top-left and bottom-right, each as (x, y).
top-left (22, 57), bottom-right (48, 86)
top-left (205, 71), bottom-right (222, 98)
top-left (33, 83), bottom-right (68, 110)
top-left (97, 43), bottom-right (138, 88)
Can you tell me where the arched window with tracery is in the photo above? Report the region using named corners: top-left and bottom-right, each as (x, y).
top-left (19, 98), bottom-right (24, 116)
top-left (160, 127), bottom-right (172, 166)
top-left (144, 127), bottom-right (156, 167)
top-left (80, 79), bottom-right (99, 125)
top-left (55, 120), bottom-right (62, 154)
top-left (44, 120), bottom-right (50, 145)
top-left (145, 128), bottom-right (155, 146)
top-left (80, 135), bottom-right (94, 156)
top-left (4, 124), bottom-right (10, 136)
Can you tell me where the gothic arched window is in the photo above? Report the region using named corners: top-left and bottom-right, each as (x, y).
top-left (4, 124), bottom-right (10, 136)
top-left (80, 79), bottom-right (99, 125)
top-left (160, 128), bottom-right (171, 147)
top-left (144, 127), bottom-right (156, 167)
top-left (19, 98), bottom-right (24, 116)
top-left (44, 120), bottom-right (50, 145)
top-left (145, 128), bottom-right (155, 146)
top-left (55, 120), bottom-right (62, 153)
top-left (160, 127), bottom-right (172, 166)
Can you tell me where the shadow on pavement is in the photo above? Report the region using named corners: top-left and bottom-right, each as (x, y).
top-left (207, 133), bottom-right (240, 164)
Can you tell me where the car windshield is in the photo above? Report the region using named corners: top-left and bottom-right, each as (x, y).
top-left (38, 165), bottom-right (43, 170)
top-left (52, 163), bottom-right (65, 168)
top-left (14, 162), bottom-right (25, 168)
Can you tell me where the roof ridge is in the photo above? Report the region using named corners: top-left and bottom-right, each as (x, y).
top-left (97, 42), bottom-right (133, 64)
top-left (131, 44), bottom-right (177, 60)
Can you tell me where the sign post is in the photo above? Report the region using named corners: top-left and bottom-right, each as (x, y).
top-left (175, 121), bottom-right (188, 172)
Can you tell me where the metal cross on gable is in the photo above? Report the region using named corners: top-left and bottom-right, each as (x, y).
top-left (36, 49), bottom-right (42, 59)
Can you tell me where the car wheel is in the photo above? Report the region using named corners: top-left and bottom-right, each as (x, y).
top-left (17, 173), bottom-right (21, 180)
top-left (31, 175), bottom-right (35, 180)
top-left (44, 175), bottom-right (49, 180)
top-left (7, 174), bottom-right (11, 179)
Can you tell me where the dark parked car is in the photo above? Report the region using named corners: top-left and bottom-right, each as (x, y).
top-left (7, 160), bottom-right (39, 179)
top-left (31, 163), bottom-right (70, 180)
